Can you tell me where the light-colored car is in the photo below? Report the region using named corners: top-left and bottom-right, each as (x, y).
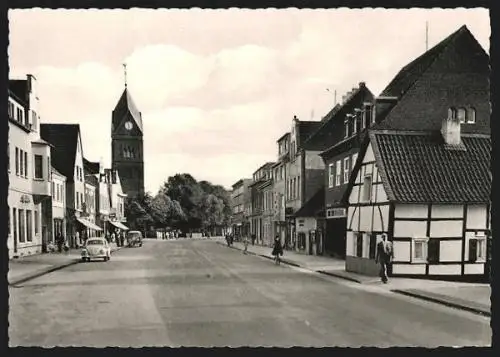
top-left (81, 238), bottom-right (111, 262)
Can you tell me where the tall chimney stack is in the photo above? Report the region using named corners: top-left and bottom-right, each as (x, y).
top-left (441, 112), bottom-right (461, 146)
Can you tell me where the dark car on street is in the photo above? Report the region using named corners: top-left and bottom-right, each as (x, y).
top-left (127, 230), bottom-right (143, 247)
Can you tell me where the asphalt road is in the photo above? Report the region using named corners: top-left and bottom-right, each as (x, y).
top-left (9, 239), bottom-right (491, 347)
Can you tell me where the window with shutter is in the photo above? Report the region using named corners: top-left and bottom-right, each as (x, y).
top-left (468, 238), bottom-right (478, 263)
top-left (427, 239), bottom-right (440, 263)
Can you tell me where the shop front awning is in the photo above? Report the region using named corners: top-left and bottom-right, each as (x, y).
top-left (109, 220), bottom-right (129, 231)
top-left (77, 218), bottom-right (103, 231)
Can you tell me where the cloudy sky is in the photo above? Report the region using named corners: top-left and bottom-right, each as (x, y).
top-left (8, 8), bottom-right (489, 193)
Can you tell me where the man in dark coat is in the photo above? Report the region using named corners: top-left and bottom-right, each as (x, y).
top-left (375, 234), bottom-right (394, 283)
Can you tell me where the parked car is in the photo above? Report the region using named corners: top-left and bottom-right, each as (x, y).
top-left (127, 230), bottom-right (143, 247)
top-left (81, 238), bottom-right (111, 262)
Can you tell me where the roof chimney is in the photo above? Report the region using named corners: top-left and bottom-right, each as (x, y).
top-left (441, 113), bottom-right (461, 147)
top-left (359, 82), bottom-right (366, 88)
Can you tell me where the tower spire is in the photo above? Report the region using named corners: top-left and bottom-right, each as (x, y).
top-left (123, 63), bottom-right (128, 88)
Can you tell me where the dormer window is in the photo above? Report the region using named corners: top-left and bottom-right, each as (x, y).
top-left (467, 107), bottom-right (476, 124)
top-left (457, 107), bottom-right (466, 123)
top-left (352, 111), bottom-right (359, 134)
top-left (344, 119), bottom-right (349, 138)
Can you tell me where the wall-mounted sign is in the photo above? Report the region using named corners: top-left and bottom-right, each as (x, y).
top-left (20, 195), bottom-right (31, 204)
top-left (326, 208), bottom-right (347, 219)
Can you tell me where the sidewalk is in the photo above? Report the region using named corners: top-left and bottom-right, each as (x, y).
top-left (8, 243), bottom-right (124, 286)
top-left (218, 240), bottom-right (491, 317)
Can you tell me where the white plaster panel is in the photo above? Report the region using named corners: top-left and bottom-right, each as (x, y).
top-left (364, 143), bottom-right (375, 162)
top-left (372, 204), bottom-right (389, 232)
top-left (373, 166), bottom-right (378, 182)
top-left (349, 207), bottom-right (360, 231)
top-left (363, 233), bottom-right (370, 258)
top-left (364, 163), bottom-right (373, 175)
top-left (392, 264), bottom-right (426, 275)
top-left (349, 186), bottom-right (360, 204)
top-left (464, 264), bottom-right (484, 275)
top-left (375, 184), bottom-right (388, 203)
top-left (346, 231), bottom-right (354, 256)
top-left (431, 204), bottom-right (463, 219)
top-left (430, 220), bottom-right (463, 238)
top-left (393, 220), bottom-right (426, 238)
top-left (394, 204), bottom-right (428, 218)
top-left (359, 206), bottom-right (373, 232)
top-left (466, 204), bottom-right (487, 230)
top-left (393, 241), bottom-right (411, 262)
top-left (439, 240), bottom-right (462, 262)
top-left (428, 264), bottom-right (461, 275)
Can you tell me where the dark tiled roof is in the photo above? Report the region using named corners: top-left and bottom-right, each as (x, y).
top-left (85, 173), bottom-right (99, 186)
top-left (83, 158), bottom-right (100, 175)
top-left (40, 124), bottom-right (80, 181)
top-left (295, 187), bottom-right (325, 217)
top-left (302, 85), bottom-right (374, 151)
top-left (9, 80), bottom-right (27, 105)
top-left (113, 88), bottom-right (143, 132)
top-left (374, 25), bottom-right (489, 132)
top-left (371, 131), bottom-right (491, 203)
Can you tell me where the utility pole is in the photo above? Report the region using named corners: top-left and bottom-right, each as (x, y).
top-left (123, 63), bottom-right (128, 88)
top-left (426, 21), bottom-right (429, 51)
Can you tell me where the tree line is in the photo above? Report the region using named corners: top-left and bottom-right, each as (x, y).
top-left (124, 173), bottom-right (232, 236)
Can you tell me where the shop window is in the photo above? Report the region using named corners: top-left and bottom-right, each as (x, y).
top-left (19, 209), bottom-right (25, 243)
top-left (34, 210), bottom-right (39, 235)
top-left (26, 210), bottom-right (32, 242)
top-left (427, 239), bottom-right (440, 263)
top-left (13, 208), bottom-right (17, 243)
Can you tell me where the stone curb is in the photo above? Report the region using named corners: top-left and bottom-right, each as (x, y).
top-left (9, 259), bottom-right (81, 286)
top-left (316, 270), bottom-right (364, 284)
top-left (9, 245), bottom-right (126, 286)
top-left (392, 289), bottom-right (491, 317)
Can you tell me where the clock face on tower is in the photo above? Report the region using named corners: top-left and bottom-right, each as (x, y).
top-left (125, 121), bottom-right (133, 131)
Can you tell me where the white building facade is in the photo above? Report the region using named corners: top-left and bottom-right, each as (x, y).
top-left (8, 74), bottom-right (51, 258)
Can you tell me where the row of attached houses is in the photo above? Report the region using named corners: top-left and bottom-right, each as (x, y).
top-left (8, 74), bottom-right (129, 259)
top-left (230, 25), bottom-right (491, 280)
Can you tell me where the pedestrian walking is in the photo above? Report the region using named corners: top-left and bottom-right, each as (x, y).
top-left (56, 232), bottom-right (64, 253)
top-left (251, 234), bottom-right (256, 246)
top-left (271, 235), bottom-right (283, 264)
top-left (375, 234), bottom-right (393, 283)
top-left (243, 236), bottom-right (249, 254)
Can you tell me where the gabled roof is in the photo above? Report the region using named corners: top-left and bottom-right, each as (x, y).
top-left (295, 187), bottom-right (325, 217)
top-left (85, 173), bottom-right (99, 187)
top-left (302, 84), bottom-right (374, 151)
top-left (374, 25), bottom-right (489, 130)
top-left (9, 79), bottom-right (27, 105)
top-left (112, 88), bottom-right (143, 132)
top-left (40, 124), bottom-right (80, 181)
top-left (369, 130), bottom-right (491, 204)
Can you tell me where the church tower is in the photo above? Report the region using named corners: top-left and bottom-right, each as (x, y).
top-left (111, 65), bottom-right (144, 198)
